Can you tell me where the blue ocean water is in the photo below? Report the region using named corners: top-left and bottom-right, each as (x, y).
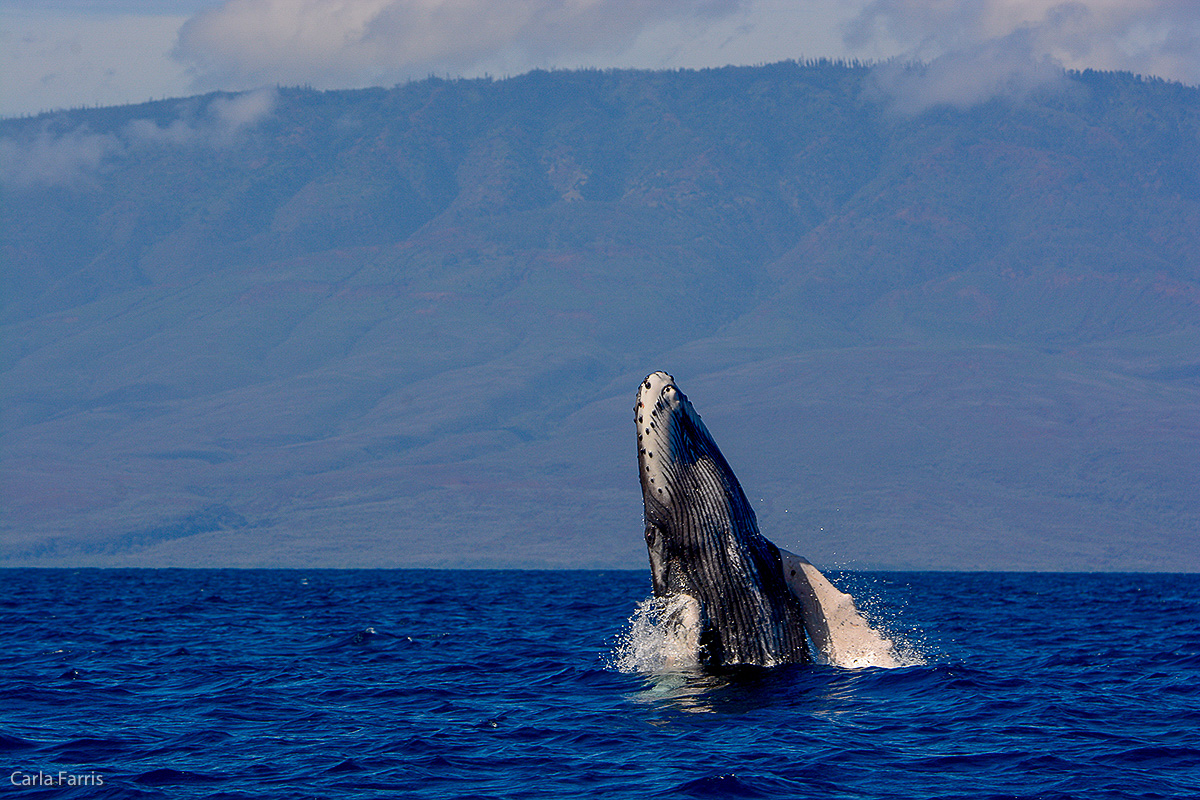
top-left (1, 569), bottom-right (1197, 799)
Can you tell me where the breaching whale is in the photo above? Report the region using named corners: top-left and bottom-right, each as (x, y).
top-left (635, 371), bottom-right (899, 670)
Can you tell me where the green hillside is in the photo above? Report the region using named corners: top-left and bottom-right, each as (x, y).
top-left (1, 62), bottom-right (1198, 569)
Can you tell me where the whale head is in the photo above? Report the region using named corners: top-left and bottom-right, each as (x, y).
top-left (635, 371), bottom-right (712, 516)
top-left (635, 371), bottom-right (809, 667)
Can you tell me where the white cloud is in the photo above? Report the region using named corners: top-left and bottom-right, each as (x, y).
top-left (124, 87), bottom-right (277, 146)
top-left (1, 89), bottom-right (276, 188)
top-left (170, 0), bottom-right (1200, 103)
top-left (0, 126), bottom-right (119, 188)
top-left (844, 1), bottom-right (1200, 112)
top-left (172, 0), bottom-right (744, 90)
top-left (211, 85), bottom-right (277, 128)
top-left (3, 1), bottom-right (1196, 119)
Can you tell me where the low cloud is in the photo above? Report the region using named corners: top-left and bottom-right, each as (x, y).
top-left (869, 30), bottom-right (1070, 114)
top-left (124, 87), bottom-right (276, 146)
top-left (172, 0), bottom-right (742, 90)
top-left (0, 126), bottom-right (119, 189)
top-left (1, 89), bottom-right (276, 188)
top-left (845, 0), bottom-right (1200, 112)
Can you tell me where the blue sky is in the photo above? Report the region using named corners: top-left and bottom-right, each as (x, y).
top-left (3, 1), bottom-right (1199, 117)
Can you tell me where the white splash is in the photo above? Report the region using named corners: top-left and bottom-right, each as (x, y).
top-left (609, 560), bottom-right (926, 673)
top-left (609, 594), bottom-right (702, 673)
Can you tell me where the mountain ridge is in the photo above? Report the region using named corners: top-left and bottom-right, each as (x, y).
top-left (1, 62), bottom-right (1198, 569)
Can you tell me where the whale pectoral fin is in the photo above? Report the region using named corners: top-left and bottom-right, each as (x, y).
top-left (778, 548), bottom-right (900, 669)
top-left (778, 549), bottom-right (834, 658)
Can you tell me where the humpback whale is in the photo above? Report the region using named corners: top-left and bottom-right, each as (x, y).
top-left (636, 371), bottom-right (899, 670)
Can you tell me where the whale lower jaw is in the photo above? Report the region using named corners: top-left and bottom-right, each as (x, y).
top-left (635, 371), bottom-right (685, 510)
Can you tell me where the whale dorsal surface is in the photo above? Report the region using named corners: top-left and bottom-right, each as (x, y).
top-left (635, 370), bottom-right (899, 670)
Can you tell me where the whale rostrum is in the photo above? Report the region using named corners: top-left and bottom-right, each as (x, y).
top-left (636, 370), bottom-right (901, 669)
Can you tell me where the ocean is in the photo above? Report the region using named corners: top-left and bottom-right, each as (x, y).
top-left (1, 569), bottom-right (1197, 799)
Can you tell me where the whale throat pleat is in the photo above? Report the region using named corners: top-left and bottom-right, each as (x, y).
top-left (663, 416), bottom-right (807, 665)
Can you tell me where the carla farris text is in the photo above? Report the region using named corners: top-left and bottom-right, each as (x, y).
top-left (11, 770), bottom-right (105, 787)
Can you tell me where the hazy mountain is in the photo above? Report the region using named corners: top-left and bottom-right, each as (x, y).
top-left (2, 62), bottom-right (1198, 570)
